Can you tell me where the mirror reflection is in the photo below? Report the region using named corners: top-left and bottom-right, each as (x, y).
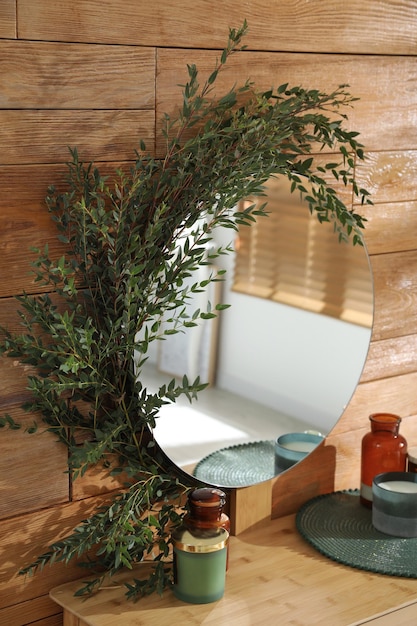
top-left (145, 177), bottom-right (373, 487)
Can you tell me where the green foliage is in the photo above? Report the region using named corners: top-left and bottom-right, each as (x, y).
top-left (0, 20), bottom-right (371, 599)
top-left (19, 474), bottom-right (186, 599)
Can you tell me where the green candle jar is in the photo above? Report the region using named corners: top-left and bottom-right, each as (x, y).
top-left (172, 527), bottom-right (229, 604)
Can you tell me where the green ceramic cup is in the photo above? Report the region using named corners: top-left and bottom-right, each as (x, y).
top-left (372, 471), bottom-right (417, 537)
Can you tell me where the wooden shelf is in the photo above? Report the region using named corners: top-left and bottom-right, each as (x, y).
top-left (50, 514), bottom-right (417, 625)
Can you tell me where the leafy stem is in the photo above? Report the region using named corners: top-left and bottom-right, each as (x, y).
top-left (1, 21), bottom-right (371, 599)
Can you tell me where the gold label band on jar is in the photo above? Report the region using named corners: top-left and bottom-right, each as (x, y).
top-left (173, 538), bottom-right (228, 553)
top-left (173, 528), bottom-right (229, 553)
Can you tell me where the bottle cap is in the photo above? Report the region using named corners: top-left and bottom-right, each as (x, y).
top-left (189, 487), bottom-right (226, 509)
top-left (369, 413), bottom-right (401, 424)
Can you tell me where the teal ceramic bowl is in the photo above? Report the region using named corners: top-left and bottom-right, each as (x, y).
top-left (372, 472), bottom-right (417, 537)
top-left (274, 432), bottom-right (324, 472)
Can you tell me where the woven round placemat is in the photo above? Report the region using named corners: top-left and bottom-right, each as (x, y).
top-left (296, 489), bottom-right (417, 578)
top-left (193, 440), bottom-right (277, 487)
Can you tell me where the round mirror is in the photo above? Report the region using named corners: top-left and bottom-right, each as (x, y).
top-left (144, 178), bottom-right (374, 487)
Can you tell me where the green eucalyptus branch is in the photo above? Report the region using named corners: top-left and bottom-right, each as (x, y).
top-left (20, 472), bottom-right (188, 600)
top-left (1, 20), bottom-right (372, 598)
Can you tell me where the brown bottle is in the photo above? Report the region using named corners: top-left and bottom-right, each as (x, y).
top-left (360, 413), bottom-right (407, 508)
top-left (185, 487), bottom-right (231, 569)
top-left (408, 447), bottom-right (417, 473)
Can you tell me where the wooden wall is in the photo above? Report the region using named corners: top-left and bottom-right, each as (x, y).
top-left (1, 1), bottom-right (417, 624)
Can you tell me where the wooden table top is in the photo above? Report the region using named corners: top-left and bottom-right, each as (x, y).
top-left (50, 514), bottom-right (417, 626)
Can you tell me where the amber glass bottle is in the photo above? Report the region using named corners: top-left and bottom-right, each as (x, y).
top-left (186, 488), bottom-right (230, 529)
top-left (186, 488), bottom-right (231, 563)
top-left (360, 413), bottom-right (407, 507)
top-left (408, 447), bottom-right (417, 473)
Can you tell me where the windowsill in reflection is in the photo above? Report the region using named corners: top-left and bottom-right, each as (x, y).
top-left (143, 365), bottom-right (315, 470)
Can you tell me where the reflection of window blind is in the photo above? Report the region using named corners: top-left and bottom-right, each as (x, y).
top-left (232, 176), bottom-right (373, 327)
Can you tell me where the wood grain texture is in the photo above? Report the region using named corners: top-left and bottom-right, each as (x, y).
top-left (0, 111), bottom-right (155, 165)
top-left (271, 442), bottom-right (336, 518)
top-left (0, 496), bottom-right (114, 610)
top-left (332, 372), bottom-right (417, 436)
top-left (0, 41), bottom-right (155, 109)
top-left (359, 200), bottom-right (417, 255)
top-left (0, 362), bottom-right (23, 406)
top-left (0, 163), bottom-right (139, 297)
top-left (71, 459), bottom-right (128, 501)
top-left (0, 595), bottom-right (62, 626)
top-left (356, 151), bottom-right (417, 204)
top-left (17, 0), bottom-right (417, 54)
top-left (358, 602), bottom-right (417, 626)
top-left (229, 480), bottom-right (272, 535)
top-left (0, 299), bottom-right (58, 405)
top-left (0, 0), bottom-right (15, 38)
top-left (0, 166), bottom-right (66, 297)
top-left (156, 49), bottom-right (417, 153)
top-left (371, 250), bottom-right (417, 341)
top-left (0, 409), bottom-right (69, 519)
top-left (49, 514), bottom-right (417, 626)
top-left (34, 616), bottom-right (63, 626)
top-left (0, 357), bottom-right (36, 407)
top-left (361, 335), bottom-right (417, 382)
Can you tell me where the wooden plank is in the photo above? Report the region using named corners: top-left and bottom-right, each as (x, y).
top-left (332, 372), bottom-right (417, 436)
top-left (17, 0), bottom-right (417, 54)
top-left (356, 600), bottom-right (417, 625)
top-left (0, 165), bottom-right (66, 297)
top-left (0, 0), bottom-right (15, 38)
top-left (0, 163), bottom-right (136, 297)
top-left (0, 347), bottom-right (36, 406)
top-left (0, 496), bottom-right (114, 609)
top-left (356, 151), bottom-right (417, 205)
top-left (0, 310), bottom-right (125, 513)
top-left (0, 111), bottom-right (155, 165)
top-left (49, 514), bottom-right (417, 626)
top-left (0, 408), bottom-right (69, 519)
top-left (0, 296), bottom-right (42, 336)
top-left (71, 458), bottom-right (128, 501)
top-left (0, 41), bottom-right (155, 109)
top-left (35, 616), bottom-right (63, 626)
top-left (359, 200), bottom-right (417, 255)
top-left (361, 335), bottom-right (417, 382)
top-left (0, 163), bottom-right (67, 211)
top-left (371, 250), bottom-right (417, 341)
top-left (0, 595), bottom-right (62, 626)
top-left (64, 613), bottom-right (79, 626)
top-left (156, 49), bottom-right (417, 154)
top-left (0, 297), bottom-right (57, 403)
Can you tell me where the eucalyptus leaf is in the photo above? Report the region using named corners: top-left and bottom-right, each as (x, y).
top-left (0, 20), bottom-right (371, 600)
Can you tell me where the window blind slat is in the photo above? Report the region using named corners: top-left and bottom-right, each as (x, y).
top-left (232, 174), bottom-right (373, 327)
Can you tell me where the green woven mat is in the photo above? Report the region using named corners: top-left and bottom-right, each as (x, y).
top-left (296, 489), bottom-right (417, 578)
top-left (193, 440), bottom-right (277, 487)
